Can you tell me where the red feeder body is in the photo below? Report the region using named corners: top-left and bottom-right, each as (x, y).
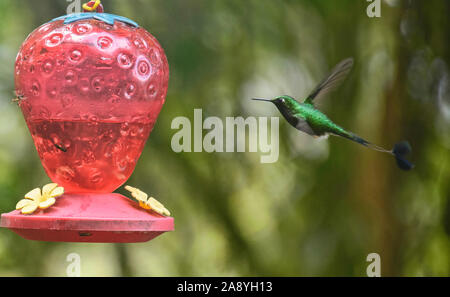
top-left (15, 15), bottom-right (169, 193)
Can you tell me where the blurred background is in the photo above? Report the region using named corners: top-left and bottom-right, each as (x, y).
top-left (0, 0), bottom-right (449, 276)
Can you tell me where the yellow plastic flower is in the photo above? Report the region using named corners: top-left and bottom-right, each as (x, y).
top-left (125, 185), bottom-right (171, 216)
top-left (16, 183), bottom-right (64, 214)
top-left (82, 0), bottom-right (101, 11)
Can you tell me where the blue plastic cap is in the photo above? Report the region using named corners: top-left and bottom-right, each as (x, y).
top-left (50, 13), bottom-right (139, 27)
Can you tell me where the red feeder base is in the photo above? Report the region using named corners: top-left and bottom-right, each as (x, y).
top-left (0, 193), bottom-right (174, 243)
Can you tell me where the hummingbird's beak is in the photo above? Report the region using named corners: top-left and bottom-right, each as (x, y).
top-left (251, 98), bottom-right (272, 102)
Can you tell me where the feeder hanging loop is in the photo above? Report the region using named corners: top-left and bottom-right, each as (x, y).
top-left (83, 0), bottom-right (104, 13)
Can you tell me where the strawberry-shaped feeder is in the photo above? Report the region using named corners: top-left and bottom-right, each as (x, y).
top-left (0, 1), bottom-right (173, 242)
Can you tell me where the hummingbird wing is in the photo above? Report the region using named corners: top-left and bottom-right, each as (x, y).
top-left (304, 58), bottom-right (354, 105)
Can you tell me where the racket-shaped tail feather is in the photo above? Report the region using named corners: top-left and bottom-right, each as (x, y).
top-left (340, 132), bottom-right (414, 171)
top-left (392, 141), bottom-right (414, 171)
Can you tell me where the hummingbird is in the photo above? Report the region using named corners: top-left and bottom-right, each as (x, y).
top-left (252, 58), bottom-right (414, 170)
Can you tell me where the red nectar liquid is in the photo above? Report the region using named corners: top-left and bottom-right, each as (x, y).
top-left (27, 119), bottom-right (153, 193)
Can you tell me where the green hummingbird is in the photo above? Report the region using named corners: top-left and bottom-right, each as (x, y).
top-left (252, 58), bottom-right (414, 170)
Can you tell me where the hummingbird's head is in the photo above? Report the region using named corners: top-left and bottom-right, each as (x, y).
top-left (252, 95), bottom-right (298, 121)
top-left (252, 95), bottom-right (299, 123)
top-left (251, 95), bottom-right (295, 106)
top-left (272, 95), bottom-right (297, 107)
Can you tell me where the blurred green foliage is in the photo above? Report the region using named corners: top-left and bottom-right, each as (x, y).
top-left (0, 0), bottom-right (448, 276)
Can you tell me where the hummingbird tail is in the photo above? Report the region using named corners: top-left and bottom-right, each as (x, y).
top-left (392, 141), bottom-right (415, 171)
top-left (344, 133), bottom-right (391, 153)
top-left (341, 133), bottom-right (414, 171)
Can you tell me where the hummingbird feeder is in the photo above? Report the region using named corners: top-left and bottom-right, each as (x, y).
top-left (0, 1), bottom-right (174, 243)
